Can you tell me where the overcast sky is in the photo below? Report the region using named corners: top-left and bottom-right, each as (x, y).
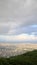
top-left (0, 0), bottom-right (37, 42)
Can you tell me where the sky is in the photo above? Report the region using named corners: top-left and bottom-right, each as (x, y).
top-left (0, 0), bottom-right (37, 43)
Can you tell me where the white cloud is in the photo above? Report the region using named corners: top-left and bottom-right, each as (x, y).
top-left (0, 33), bottom-right (37, 42)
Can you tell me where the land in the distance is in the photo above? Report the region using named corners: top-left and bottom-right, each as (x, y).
top-left (0, 43), bottom-right (37, 57)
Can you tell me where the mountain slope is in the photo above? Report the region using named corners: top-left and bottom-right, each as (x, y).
top-left (0, 50), bottom-right (37, 65)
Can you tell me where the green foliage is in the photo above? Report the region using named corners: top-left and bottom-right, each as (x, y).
top-left (0, 50), bottom-right (37, 65)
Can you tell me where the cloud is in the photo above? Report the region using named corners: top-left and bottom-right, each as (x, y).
top-left (0, 33), bottom-right (37, 42)
top-left (0, 0), bottom-right (37, 22)
top-left (0, 0), bottom-right (37, 35)
top-left (0, 22), bottom-right (37, 35)
top-left (7, 24), bottom-right (37, 35)
top-left (0, 22), bottom-right (9, 34)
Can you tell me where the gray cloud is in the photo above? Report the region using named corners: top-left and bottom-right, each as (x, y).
top-left (0, 0), bottom-right (37, 21)
top-left (0, 0), bottom-right (37, 34)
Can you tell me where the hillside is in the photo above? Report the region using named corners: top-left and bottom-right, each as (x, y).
top-left (0, 50), bottom-right (37, 65)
